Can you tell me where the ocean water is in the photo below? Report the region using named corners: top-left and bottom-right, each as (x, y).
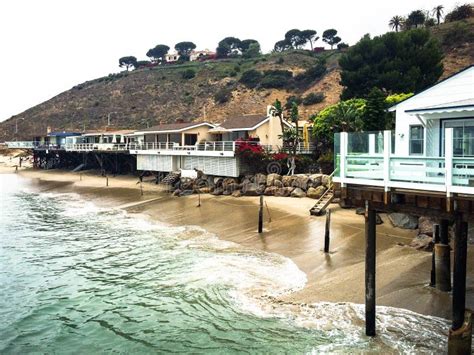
top-left (0, 174), bottom-right (449, 354)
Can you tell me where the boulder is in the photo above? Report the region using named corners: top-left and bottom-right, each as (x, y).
top-left (180, 177), bottom-right (194, 191)
top-left (255, 173), bottom-right (267, 185)
top-left (211, 188), bottom-right (224, 196)
top-left (256, 185), bottom-right (266, 195)
top-left (222, 190), bottom-right (231, 196)
top-left (410, 234), bottom-right (433, 251)
top-left (355, 207), bottom-right (365, 215)
top-left (222, 177), bottom-right (237, 190)
top-left (198, 187), bottom-right (210, 194)
top-left (321, 174), bottom-right (331, 188)
top-left (275, 187), bottom-right (293, 197)
top-left (388, 213), bottom-right (418, 229)
top-left (224, 183), bottom-right (240, 193)
top-left (292, 175), bottom-right (310, 191)
top-left (264, 186), bottom-right (278, 196)
top-left (291, 187), bottom-right (306, 198)
top-left (213, 177), bottom-right (224, 187)
top-left (242, 183), bottom-right (259, 196)
top-left (266, 173), bottom-right (282, 186)
top-left (232, 190), bottom-right (242, 198)
top-left (274, 179), bottom-right (284, 188)
top-left (418, 216), bottom-right (438, 236)
top-left (282, 175), bottom-right (296, 187)
top-left (308, 174), bottom-right (323, 187)
top-left (172, 189), bottom-right (182, 196)
top-left (307, 186), bottom-right (326, 199)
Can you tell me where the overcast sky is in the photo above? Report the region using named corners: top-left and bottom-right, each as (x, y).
top-left (0, 0), bottom-right (460, 122)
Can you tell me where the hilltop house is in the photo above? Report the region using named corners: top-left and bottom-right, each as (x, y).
top-left (333, 64), bottom-right (474, 196)
top-left (190, 49), bottom-right (216, 61)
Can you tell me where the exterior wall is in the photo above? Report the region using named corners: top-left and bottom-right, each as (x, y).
top-left (394, 67), bottom-right (474, 156)
top-left (180, 126), bottom-right (213, 145)
top-left (251, 116), bottom-right (283, 147)
top-left (137, 155), bottom-right (175, 172)
top-left (183, 156), bottom-right (240, 177)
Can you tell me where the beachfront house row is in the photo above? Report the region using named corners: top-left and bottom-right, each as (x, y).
top-left (334, 64), bottom-right (474, 196)
top-left (129, 109), bottom-right (288, 177)
top-left (65, 130), bottom-right (135, 151)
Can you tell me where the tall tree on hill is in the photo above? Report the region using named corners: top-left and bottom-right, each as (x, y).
top-left (339, 29), bottom-right (443, 99)
top-left (389, 16), bottom-right (404, 32)
top-left (363, 88), bottom-right (388, 131)
top-left (146, 45), bottom-right (170, 63)
top-left (274, 39), bottom-right (292, 52)
top-left (322, 29), bottom-right (341, 49)
top-left (216, 37), bottom-right (241, 58)
top-left (300, 29), bottom-right (318, 50)
top-left (405, 10), bottom-right (426, 28)
top-left (285, 29), bottom-right (306, 49)
top-left (119, 56), bottom-right (137, 71)
top-left (432, 5), bottom-right (444, 25)
top-left (174, 42), bottom-right (196, 61)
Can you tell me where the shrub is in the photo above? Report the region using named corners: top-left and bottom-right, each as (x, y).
top-left (214, 88), bottom-right (232, 104)
top-left (260, 70), bottom-right (293, 89)
top-left (285, 95), bottom-right (302, 109)
top-left (239, 69), bottom-right (262, 88)
top-left (445, 4), bottom-right (473, 22)
top-left (442, 22), bottom-right (474, 46)
top-left (302, 92), bottom-right (325, 105)
top-left (294, 63), bottom-right (326, 88)
top-left (276, 57), bottom-right (284, 64)
top-left (181, 69), bottom-right (196, 79)
top-left (229, 71), bottom-right (237, 77)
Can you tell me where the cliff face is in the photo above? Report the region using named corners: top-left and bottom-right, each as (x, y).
top-left (1, 19), bottom-right (472, 141)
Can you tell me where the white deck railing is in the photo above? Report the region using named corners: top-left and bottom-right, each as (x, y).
top-left (5, 141), bottom-right (38, 149)
top-left (65, 143), bottom-right (129, 152)
top-left (334, 129), bottom-right (474, 196)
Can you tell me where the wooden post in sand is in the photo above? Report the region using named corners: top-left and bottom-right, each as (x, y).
top-left (140, 182), bottom-right (143, 196)
top-left (324, 209), bottom-right (331, 253)
top-left (365, 200), bottom-right (376, 337)
top-left (197, 189), bottom-right (201, 207)
top-left (258, 195), bottom-right (263, 234)
top-left (106, 176), bottom-right (109, 187)
top-left (430, 224), bottom-right (440, 287)
top-left (436, 219), bottom-right (451, 292)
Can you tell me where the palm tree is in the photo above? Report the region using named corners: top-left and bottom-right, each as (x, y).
top-left (389, 16), bottom-right (404, 32)
top-left (432, 5), bottom-right (444, 25)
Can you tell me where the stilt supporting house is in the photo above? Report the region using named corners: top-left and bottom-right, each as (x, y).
top-left (365, 201), bottom-right (376, 337)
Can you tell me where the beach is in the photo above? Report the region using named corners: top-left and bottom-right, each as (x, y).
top-left (1, 158), bottom-right (472, 322)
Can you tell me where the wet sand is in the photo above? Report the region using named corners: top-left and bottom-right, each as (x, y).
top-left (2, 166), bottom-right (473, 320)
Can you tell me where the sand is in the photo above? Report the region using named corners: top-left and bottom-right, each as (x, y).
top-left (1, 165), bottom-right (472, 320)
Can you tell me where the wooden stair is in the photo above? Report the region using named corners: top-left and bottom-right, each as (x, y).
top-left (310, 189), bottom-right (334, 216)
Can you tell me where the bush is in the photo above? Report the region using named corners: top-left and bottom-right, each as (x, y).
top-left (294, 63), bottom-right (326, 88)
top-left (302, 92), bottom-right (325, 105)
top-left (445, 4), bottom-right (473, 22)
top-left (442, 22), bottom-right (474, 46)
top-left (229, 71), bottom-right (237, 77)
top-left (214, 88), bottom-right (232, 104)
top-left (260, 70), bottom-right (293, 89)
top-left (181, 69), bottom-right (196, 79)
top-left (285, 95), bottom-right (302, 109)
top-left (239, 69), bottom-right (263, 88)
top-left (276, 57), bottom-right (284, 64)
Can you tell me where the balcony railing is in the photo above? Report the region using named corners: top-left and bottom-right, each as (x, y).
top-left (5, 141), bottom-right (38, 149)
top-left (334, 129), bottom-right (474, 196)
top-left (65, 143), bottom-right (129, 152)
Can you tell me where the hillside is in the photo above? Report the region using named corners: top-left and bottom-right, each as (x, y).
top-left (1, 18), bottom-right (473, 141)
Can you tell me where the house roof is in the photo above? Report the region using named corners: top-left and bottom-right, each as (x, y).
top-left (405, 98), bottom-right (474, 114)
top-left (47, 131), bottom-right (82, 137)
top-left (82, 129), bottom-right (135, 137)
top-left (388, 64), bottom-right (474, 111)
top-left (135, 121), bottom-right (215, 134)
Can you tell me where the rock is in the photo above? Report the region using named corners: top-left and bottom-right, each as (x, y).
top-left (275, 187), bottom-right (293, 197)
top-left (418, 216), bottom-right (438, 236)
top-left (180, 189), bottom-right (194, 196)
top-left (307, 186), bottom-right (326, 199)
top-left (242, 183), bottom-right (259, 196)
top-left (172, 189), bottom-right (182, 196)
top-left (211, 188), bottom-right (223, 196)
top-left (291, 187), bottom-right (306, 198)
top-left (376, 214), bottom-right (383, 225)
top-left (355, 207), bottom-right (365, 215)
top-left (222, 190), bottom-right (231, 196)
top-left (266, 173), bottom-right (282, 186)
top-left (222, 178), bottom-right (237, 190)
top-left (254, 173), bottom-right (267, 185)
top-left (264, 186), bottom-right (278, 196)
top-left (256, 185), bottom-right (266, 195)
top-left (224, 183), bottom-right (240, 193)
top-left (388, 213), bottom-right (418, 229)
top-left (213, 177), bottom-right (224, 187)
top-left (308, 174), bottom-right (322, 187)
top-left (198, 187), bottom-right (210, 194)
top-left (282, 175), bottom-right (296, 187)
top-left (321, 174), bottom-right (331, 188)
top-left (180, 177), bottom-right (194, 191)
top-left (232, 190), bottom-right (242, 198)
top-left (193, 178), bottom-right (208, 190)
top-left (410, 234), bottom-right (433, 251)
top-left (292, 175), bottom-right (310, 191)
top-left (274, 179), bottom-right (283, 188)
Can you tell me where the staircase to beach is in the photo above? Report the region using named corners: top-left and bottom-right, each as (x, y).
top-left (310, 171), bottom-right (335, 216)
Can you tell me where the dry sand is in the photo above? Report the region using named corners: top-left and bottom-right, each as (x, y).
top-left (1, 165), bottom-right (472, 320)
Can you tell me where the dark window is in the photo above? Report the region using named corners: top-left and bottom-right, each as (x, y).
top-left (184, 134), bottom-right (197, 145)
top-left (409, 125), bottom-right (424, 155)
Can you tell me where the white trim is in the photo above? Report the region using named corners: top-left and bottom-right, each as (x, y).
top-left (134, 122), bottom-right (216, 135)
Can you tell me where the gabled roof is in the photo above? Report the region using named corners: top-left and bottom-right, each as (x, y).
top-left (135, 121), bottom-right (215, 134)
top-left (210, 114), bottom-right (292, 132)
top-left (388, 65), bottom-right (474, 111)
top-left (405, 98), bottom-right (474, 114)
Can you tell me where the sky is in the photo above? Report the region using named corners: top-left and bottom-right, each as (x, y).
top-left (0, 0), bottom-right (460, 122)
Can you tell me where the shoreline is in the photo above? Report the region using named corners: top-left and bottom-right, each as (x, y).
top-left (3, 165), bottom-right (473, 320)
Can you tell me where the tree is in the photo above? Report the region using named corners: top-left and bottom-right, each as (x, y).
top-left (242, 42), bottom-right (261, 58)
top-left (389, 15), bottom-right (404, 32)
top-left (339, 30), bottom-right (443, 99)
top-left (274, 39), bottom-right (292, 52)
top-left (285, 29), bottom-right (306, 48)
top-left (432, 5), bottom-right (444, 25)
top-left (118, 56), bottom-right (137, 71)
top-left (322, 29), bottom-right (341, 49)
top-left (445, 4), bottom-right (473, 22)
top-left (363, 88), bottom-right (387, 131)
top-left (337, 42), bottom-right (349, 50)
top-left (239, 69), bottom-right (263, 88)
top-left (216, 37), bottom-right (241, 58)
top-left (174, 42), bottom-right (196, 61)
top-left (300, 29), bottom-right (318, 50)
top-left (406, 10), bottom-right (426, 28)
top-left (146, 44), bottom-right (170, 63)
top-left (239, 39), bottom-right (259, 52)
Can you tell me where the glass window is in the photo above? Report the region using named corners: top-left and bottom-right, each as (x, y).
top-left (409, 125), bottom-right (424, 155)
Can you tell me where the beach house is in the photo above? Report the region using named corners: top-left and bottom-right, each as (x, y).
top-left (334, 65), bottom-right (474, 197)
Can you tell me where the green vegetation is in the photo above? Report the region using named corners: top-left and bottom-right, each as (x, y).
top-left (214, 87), bottom-right (233, 104)
top-left (146, 45), bottom-right (170, 63)
top-left (445, 4), bottom-right (473, 22)
top-left (302, 92), bottom-right (325, 106)
top-left (181, 69), bottom-right (196, 79)
top-left (118, 56), bottom-right (137, 71)
top-left (322, 29), bottom-right (341, 49)
top-left (175, 42), bottom-right (196, 61)
top-left (339, 29), bottom-right (443, 99)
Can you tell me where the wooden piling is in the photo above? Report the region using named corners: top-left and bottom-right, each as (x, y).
top-left (258, 195), bottom-right (263, 234)
top-left (197, 190), bottom-right (201, 207)
top-left (452, 217), bottom-right (468, 331)
top-left (436, 219), bottom-right (451, 292)
top-left (430, 224), bottom-right (440, 287)
top-left (365, 201), bottom-right (376, 337)
top-left (106, 176), bottom-right (109, 187)
top-left (324, 209), bottom-right (331, 253)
